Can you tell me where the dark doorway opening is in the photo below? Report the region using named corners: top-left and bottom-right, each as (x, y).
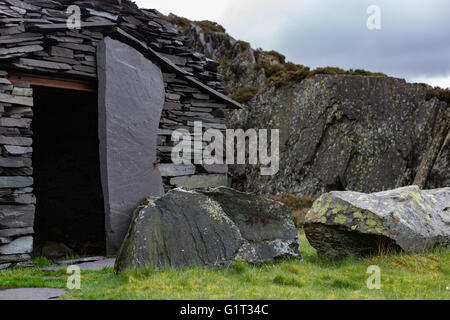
top-left (32, 87), bottom-right (106, 255)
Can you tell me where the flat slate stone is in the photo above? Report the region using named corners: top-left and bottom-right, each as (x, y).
top-left (0, 288), bottom-right (66, 301)
top-left (0, 254), bottom-right (31, 264)
top-left (56, 256), bottom-right (106, 265)
top-left (0, 227), bottom-right (33, 238)
top-left (0, 236), bottom-right (33, 255)
top-left (0, 177), bottom-right (33, 189)
top-left (158, 163), bottom-right (196, 177)
top-left (199, 164), bottom-right (229, 174)
top-left (97, 37), bottom-right (165, 254)
top-left (0, 204), bottom-right (35, 229)
top-left (11, 87), bottom-right (33, 97)
top-left (49, 46), bottom-right (74, 58)
top-left (19, 58), bottom-right (71, 70)
top-left (0, 156), bottom-right (32, 168)
top-left (0, 118), bottom-right (32, 128)
top-left (4, 146), bottom-right (32, 155)
top-left (0, 93), bottom-right (33, 106)
top-left (42, 258), bottom-right (115, 271)
top-left (0, 136), bottom-right (32, 146)
top-left (170, 174), bottom-right (228, 189)
top-left (0, 45), bottom-right (43, 56)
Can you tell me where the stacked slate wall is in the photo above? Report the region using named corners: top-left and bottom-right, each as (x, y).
top-left (0, 0), bottom-right (237, 267)
top-left (0, 70), bottom-right (34, 270)
top-left (0, 0), bottom-right (232, 193)
top-left (159, 72), bottom-right (228, 192)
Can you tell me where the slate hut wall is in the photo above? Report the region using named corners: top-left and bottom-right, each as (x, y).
top-left (0, 0), bottom-right (239, 268)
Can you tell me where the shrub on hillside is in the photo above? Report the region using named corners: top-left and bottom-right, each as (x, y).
top-left (230, 86), bottom-right (260, 103)
top-left (425, 87), bottom-right (450, 104)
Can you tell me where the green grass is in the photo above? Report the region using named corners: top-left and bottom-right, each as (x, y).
top-left (1, 232), bottom-right (448, 300)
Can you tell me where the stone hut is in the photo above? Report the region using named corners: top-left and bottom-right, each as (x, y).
top-left (0, 0), bottom-right (241, 268)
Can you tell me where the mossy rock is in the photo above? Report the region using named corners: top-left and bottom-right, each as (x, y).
top-left (304, 186), bottom-right (450, 260)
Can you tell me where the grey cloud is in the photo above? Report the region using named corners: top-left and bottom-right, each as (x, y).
top-left (223, 0), bottom-right (450, 81)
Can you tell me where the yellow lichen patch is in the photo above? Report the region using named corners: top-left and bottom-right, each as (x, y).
top-left (366, 219), bottom-right (378, 227)
top-left (334, 215), bottom-right (347, 225)
top-left (201, 198), bottom-right (226, 222)
top-left (353, 211), bottom-right (363, 219)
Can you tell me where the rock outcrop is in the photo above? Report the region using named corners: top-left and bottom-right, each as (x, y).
top-left (171, 15), bottom-right (449, 197)
top-left (229, 75), bottom-right (449, 196)
top-left (304, 186), bottom-right (450, 260)
top-left (115, 187), bottom-right (300, 272)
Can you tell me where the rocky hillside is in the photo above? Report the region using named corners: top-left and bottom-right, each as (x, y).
top-left (161, 13), bottom-right (449, 197)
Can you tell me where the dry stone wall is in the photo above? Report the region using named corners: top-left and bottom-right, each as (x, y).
top-left (0, 70), bottom-right (34, 269)
top-left (0, 0), bottom-right (235, 193)
top-left (0, 0), bottom-right (239, 266)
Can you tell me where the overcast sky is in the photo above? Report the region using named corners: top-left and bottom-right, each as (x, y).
top-left (134, 0), bottom-right (450, 89)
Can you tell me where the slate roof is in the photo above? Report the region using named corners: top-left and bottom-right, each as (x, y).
top-left (0, 0), bottom-right (241, 109)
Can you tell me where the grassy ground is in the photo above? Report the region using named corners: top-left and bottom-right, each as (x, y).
top-left (0, 232), bottom-right (448, 300)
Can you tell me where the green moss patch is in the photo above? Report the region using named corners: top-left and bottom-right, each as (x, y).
top-left (230, 87), bottom-right (260, 104)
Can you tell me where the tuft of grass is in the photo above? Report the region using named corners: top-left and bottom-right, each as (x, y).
top-left (273, 274), bottom-right (305, 287)
top-left (194, 20), bottom-right (226, 33)
top-left (236, 41), bottom-right (251, 53)
top-left (159, 13), bottom-right (226, 33)
top-left (32, 257), bottom-right (54, 268)
top-left (230, 86), bottom-right (260, 104)
top-left (255, 50), bottom-right (387, 88)
top-left (308, 66), bottom-right (386, 78)
top-left (425, 87), bottom-right (450, 104)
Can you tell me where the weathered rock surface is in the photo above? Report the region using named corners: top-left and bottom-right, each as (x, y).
top-left (115, 187), bottom-right (300, 272)
top-left (304, 186), bottom-right (450, 260)
top-left (229, 76), bottom-right (449, 196)
top-left (97, 37), bottom-right (166, 254)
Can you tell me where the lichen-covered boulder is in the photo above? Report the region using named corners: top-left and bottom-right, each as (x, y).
top-left (304, 186), bottom-right (450, 260)
top-left (115, 187), bottom-right (300, 272)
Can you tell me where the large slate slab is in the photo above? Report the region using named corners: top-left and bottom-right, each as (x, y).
top-left (42, 258), bottom-right (115, 271)
top-left (170, 174), bottom-right (228, 189)
top-left (304, 186), bottom-right (450, 259)
top-left (115, 188), bottom-right (301, 272)
top-left (97, 37), bottom-right (165, 254)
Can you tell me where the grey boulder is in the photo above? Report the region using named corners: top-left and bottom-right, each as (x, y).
top-left (304, 186), bottom-right (450, 260)
top-left (115, 187), bottom-right (300, 272)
